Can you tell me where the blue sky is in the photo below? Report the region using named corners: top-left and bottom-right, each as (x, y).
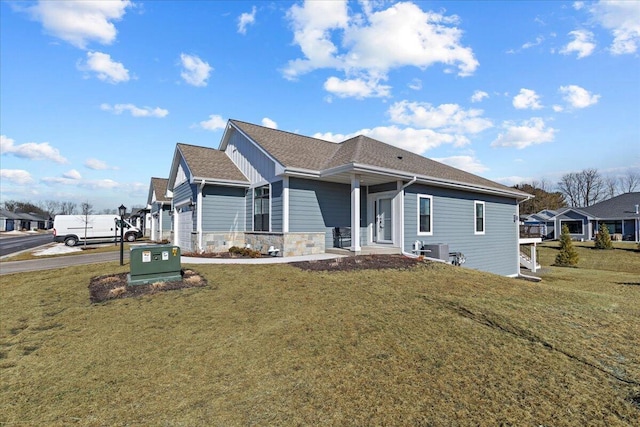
top-left (1, 0), bottom-right (639, 212)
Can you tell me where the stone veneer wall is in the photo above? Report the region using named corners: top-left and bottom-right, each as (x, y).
top-left (245, 232), bottom-right (325, 257)
top-left (200, 232), bottom-right (246, 253)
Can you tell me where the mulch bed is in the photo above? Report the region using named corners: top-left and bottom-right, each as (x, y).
top-left (89, 269), bottom-right (208, 304)
top-left (291, 254), bottom-right (429, 272)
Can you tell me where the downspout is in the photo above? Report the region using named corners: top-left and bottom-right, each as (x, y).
top-left (399, 177), bottom-right (420, 258)
top-left (197, 181), bottom-right (204, 253)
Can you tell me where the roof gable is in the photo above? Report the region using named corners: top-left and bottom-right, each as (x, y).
top-left (147, 177), bottom-right (170, 205)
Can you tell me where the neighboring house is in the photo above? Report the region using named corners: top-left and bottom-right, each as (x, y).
top-left (522, 209), bottom-right (558, 240)
top-left (129, 208), bottom-right (150, 236)
top-left (166, 119), bottom-right (533, 276)
top-left (529, 192), bottom-right (640, 242)
top-left (147, 177), bottom-right (172, 241)
top-left (0, 209), bottom-right (18, 231)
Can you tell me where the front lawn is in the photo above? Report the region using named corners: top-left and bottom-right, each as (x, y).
top-left (1, 253), bottom-right (639, 425)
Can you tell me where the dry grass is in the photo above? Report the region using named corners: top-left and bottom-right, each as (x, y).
top-left (0, 254), bottom-right (639, 426)
top-left (537, 241), bottom-right (639, 273)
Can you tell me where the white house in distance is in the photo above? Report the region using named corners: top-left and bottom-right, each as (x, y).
top-left (146, 177), bottom-right (172, 242)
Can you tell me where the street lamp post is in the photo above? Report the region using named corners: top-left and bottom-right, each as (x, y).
top-left (118, 204), bottom-right (126, 266)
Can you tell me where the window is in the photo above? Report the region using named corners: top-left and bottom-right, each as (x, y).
top-left (562, 220), bottom-right (583, 234)
top-left (602, 221), bottom-right (622, 234)
top-left (253, 185), bottom-right (270, 232)
top-left (417, 195), bottom-right (433, 235)
top-left (474, 201), bottom-right (485, 234)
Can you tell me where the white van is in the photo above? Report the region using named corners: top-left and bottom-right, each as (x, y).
top-left (53, 215), bottom-right (143, 246)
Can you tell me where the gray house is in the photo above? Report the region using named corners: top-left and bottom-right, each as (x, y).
top-left (147, 177), bottom-right (172, 241)
top-left (529, 192), bottom-right (640, 242)
top-left (166, 119), bottom-right (532, 276)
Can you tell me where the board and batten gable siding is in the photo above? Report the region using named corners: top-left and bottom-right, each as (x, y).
top-left (289, 177), bottom-right (351, 248)
top-left (271, 180), bottom-right (283, 232)
top-left (404, 185), bottom-right (519, 276)
top-left (224, 129), bottom-right (277, 184)
top-left (201, 186), bottom-right (246, 232)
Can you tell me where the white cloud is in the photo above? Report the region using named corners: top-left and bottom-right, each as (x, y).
top-left (0, 169), bottom-right (34, 185)
top-left (284, 1), bottom-right (478, 98)
top-left (408, 78), bottom-right (422, 90)
top-left (199, 114), bottom-right (226, 131)
top-left (238, 6), bottom-right (256, 35)
top-left (323, 76), bottom-right (391, 99)
top-left (560, 30), bottom-right (596, 58)
top-left (590, 0), bottom-right (640, 55)
top-left (573, 2), bottom-right (585, 11)
top-left (494, 175), bottom-right (534, 186)
top-left (80, 51), bottom-right (130, 83)
top-left (28, 0), bottom-right (131, 49)
top-left (85, 158), bottom-right (118, 170)
top-left (42, 175), bottom-right (120, 189)
top-left (432, 155), bottom-right (488, 173)
top-left (388, 101), bottom-right (493, 134)
top-left (552, 105), bottom-right (564, 112)
top-left (513, 88), bottom-right (543, 110)
top-left (261, 118), bottom-right (278, 129)
top-left (100, 103), bottom-right (169, 118)
top-left (180, 53), bottom-right (212, 87)
top-left (491, 117), bottom-right (556, 149)
top-left (314, 125), bottom-right (468, 155)
top-left (1, 135), bottom-right (68, 164)
top-left (63, 169), bottom-right (82, 179)
top-left (559, 85), bottom-right (600, 108)
top-left (470, 90), bottom-right (489, 103)
top-left (522, 36), bottom-right (544, 49)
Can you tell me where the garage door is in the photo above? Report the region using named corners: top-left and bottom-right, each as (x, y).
top-left (177, 210), bottom-right (193, 252)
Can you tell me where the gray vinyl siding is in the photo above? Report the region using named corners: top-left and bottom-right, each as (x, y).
top-left (404, 185), bottom-right (519, 276)
top-left (555, 211), bottom-right (590, 241)
top-left (245, 191), bottom-right (252, 231)
top-left (161, 205), bottom-right (172, 230)
top-left (289, 177), bottom-right (351, 248)
top-left (271, 180), bottom-right (283, 232)
top-left (201, 186), bottom-right (245, 232)
top-left (173, 181), bottom-right (196, 207)
top-left (224, 128), bottom-right (277, 184)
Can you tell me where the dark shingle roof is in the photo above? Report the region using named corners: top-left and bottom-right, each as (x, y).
top-left (177, 143), bottom-right (249, 183)
top-left (151, 177), bottom-right (170, 202)
top-left (581, 192), bottom-right (640, 219)
top-left (230, 120), bottom-right (528, 197)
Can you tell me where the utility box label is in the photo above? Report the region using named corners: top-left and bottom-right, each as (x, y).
top-left (162, 251), bottom-right (169, 261)
top-left (142, 251), bottom-right (151, 263)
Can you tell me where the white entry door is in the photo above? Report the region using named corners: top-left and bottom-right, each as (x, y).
top-left (376, 197), bottom-right (393, 243)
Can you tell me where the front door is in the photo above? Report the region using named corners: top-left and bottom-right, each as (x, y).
top-left (376, 197), bottom-right (393, 243)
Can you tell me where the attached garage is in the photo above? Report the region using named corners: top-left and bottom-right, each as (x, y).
top-left (176, 208), bottom-right (194, 252)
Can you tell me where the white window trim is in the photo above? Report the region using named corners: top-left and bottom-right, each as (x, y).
top-left (474, 201), bottom-right (485, 235)
top-left (417, 194), bottom-right (433, 236)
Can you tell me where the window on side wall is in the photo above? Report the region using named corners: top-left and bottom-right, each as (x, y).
top-left (253, 185), bottom-right (270, 232)
top-left (417, 194), bottom-right (433, 235)
top-left (474, 201), bottom-right (485, 235)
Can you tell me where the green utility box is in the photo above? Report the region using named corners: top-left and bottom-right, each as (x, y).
top-left (128, 245), bottom-right (182, 286)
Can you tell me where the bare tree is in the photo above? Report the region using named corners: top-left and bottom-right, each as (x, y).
top-left (43, 200), bottom-right (61, 217)
top-left (2, 200), bottom-right (18, 212)
top-left (80, 201), bottom-right (93, 248)
top-left (620, 171), bottom-right (640, 193)
top-left (604, 176), bottom-right (619, 200)
top-left (557, 168), bottom-right (605, 207)
top-left (580, 168), bottom-right (605, 206)
top-left (59, 201), bottom-right (77, 215)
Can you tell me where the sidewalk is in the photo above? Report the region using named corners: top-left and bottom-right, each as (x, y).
top-left (182, 253), bottom-right (344, 264)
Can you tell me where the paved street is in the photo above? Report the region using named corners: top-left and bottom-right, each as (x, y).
top-left (0, 233), bottom-right (53, 257)
top-left (0, 251), bottom-right (130, 276)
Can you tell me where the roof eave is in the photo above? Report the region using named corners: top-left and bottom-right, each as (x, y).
top-left (192, 177), bottom-right (250, 188)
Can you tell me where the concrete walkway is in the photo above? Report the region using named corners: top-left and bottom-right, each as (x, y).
top-left (182, 253), bottom-right (344, 264)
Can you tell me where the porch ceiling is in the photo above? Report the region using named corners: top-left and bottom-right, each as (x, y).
top-left (315, 171), bottom-right (404, 186)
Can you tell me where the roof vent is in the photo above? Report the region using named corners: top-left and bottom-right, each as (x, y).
top-left (397, 156), bottom-right (403, 160)
top-left (636, 204), bottom-right (639, 214)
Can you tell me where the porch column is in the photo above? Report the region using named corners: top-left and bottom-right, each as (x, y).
top-left (350, 174), bottom-right (361, 252)
top-left (282, 176), bottom-right (289, 233)
top-left (197, 182), bottom-right (204, 252)
top-left (530, 242), bottom-right (537, 273)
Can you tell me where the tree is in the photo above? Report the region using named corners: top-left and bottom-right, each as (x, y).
top-left (80, 201), bottom-right (93, 248)
top-left (604, 176), bottom-right (619, 200)
top-left (59, 201), bottom-right (77, 215)
top-left (620, 171), bottom-right (640, 193)
top-left (514, 180), bottom-right (566, 215)
top-left (594, 223), bottom-right (613, 250)
top-left (557, 168), bottom-right (605, 207)
top-left (555, 224), bottom-right (579, 267)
